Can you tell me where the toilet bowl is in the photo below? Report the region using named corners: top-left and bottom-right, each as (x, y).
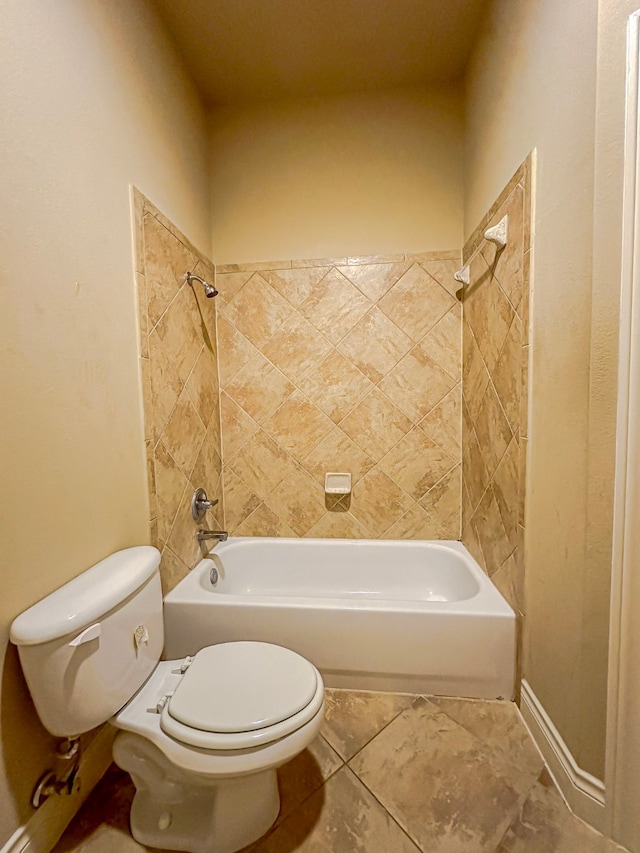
top-left (10, 546), bottom-right (324, 853)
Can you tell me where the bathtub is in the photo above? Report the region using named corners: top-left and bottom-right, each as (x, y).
top-left (163, 537), bottom-right (516, 699)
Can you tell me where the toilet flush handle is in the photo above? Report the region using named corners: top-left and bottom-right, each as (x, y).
top-left (68, 623), bottom-right (101, 647)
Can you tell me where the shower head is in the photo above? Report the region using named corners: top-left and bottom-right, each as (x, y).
top-left (185, 271), bottom-right (218, 298)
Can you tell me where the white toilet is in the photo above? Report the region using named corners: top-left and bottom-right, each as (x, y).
top-left (10, 546), bottom-right (325, 853)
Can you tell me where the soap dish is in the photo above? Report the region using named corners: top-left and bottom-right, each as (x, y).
top-left (324, 472), bottom-right (352, 495)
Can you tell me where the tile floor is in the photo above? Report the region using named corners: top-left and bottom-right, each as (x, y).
top-left (54, 690), bottom-right (628, 853)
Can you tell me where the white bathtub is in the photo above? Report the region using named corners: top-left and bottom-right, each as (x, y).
top-left (163, 537), bottom-right (516, 699)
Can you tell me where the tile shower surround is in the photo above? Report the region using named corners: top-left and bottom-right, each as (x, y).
top-left (134, 189), bottom-right (224, 595)
top-left (217, 253), bottom-right (463, 539)
top-left (461, 158), bottom-right (532, 669)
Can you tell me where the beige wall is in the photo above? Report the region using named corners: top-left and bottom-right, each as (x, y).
top-left (134, 191), bottom-right (224, 593)
top-left (217, 253), bottom-right (462, 538)
top-left (209, 87), bottom-right (464, 264)
top-left (465, 0), bottom-right (608, 778)
top-left (0, 1), bottom-right (209, 841)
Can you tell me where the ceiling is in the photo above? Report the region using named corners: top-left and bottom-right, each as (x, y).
top-left (152, 0), bottom-right (489, 107)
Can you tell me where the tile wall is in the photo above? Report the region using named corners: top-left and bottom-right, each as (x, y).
top-left (216, 254), bottom-right (463, 538)
top-left (133, 189), bottom-right (224, 593)
top-left (461, 159), bottom-right (532, 650)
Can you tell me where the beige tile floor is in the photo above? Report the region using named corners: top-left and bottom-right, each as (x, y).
top-left (54, 690), bottom-right (628, 853)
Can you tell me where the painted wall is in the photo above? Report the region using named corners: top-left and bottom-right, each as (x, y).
top-left (209, 87), bottom-right (464, 263)
top-left (0, 0), bottom-right (209, 841)
top-left (216, 252), bottom-right (462, 538)
top-left (465, 0), bottom-right (607, 778)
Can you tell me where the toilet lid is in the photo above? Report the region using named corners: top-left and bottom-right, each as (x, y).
top-left (166, 642), bottom-right (318, 734)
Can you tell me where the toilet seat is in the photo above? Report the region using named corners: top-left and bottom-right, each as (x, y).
top-left (159, 642), bottom-right (324, 750)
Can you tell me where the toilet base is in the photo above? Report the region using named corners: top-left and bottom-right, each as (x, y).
top-left (113, 732), bottom-right (280, 853)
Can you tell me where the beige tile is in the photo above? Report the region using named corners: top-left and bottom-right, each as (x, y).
top-left (304, 509), bottom-right (372, 539)
top-left (492, 438), bottom-right (520, 551)
top-left (382, 504), bottom-right (446, 540)
top-left (219, 259), bottom-right (291, 273)
top-left (337, 260), bottom-right (412, 302)
top-left (148, 327), bottom-right (183, 439)
top-left (465, 264), bottom-right (516, 375)
top-left (462, 517), bottom-right (487, 574)
top-left (292, 255), bottom-right (348, 268)
top-left (154, 284), bottom-right (203, 385)
top-left (154, 440), bottom-right (188, 543)
top-left (420, 256), bottom-right (463, 297)
top-left (492, 313), bottom-right (522, 436)
top-left (462, 428), bottom-right (490, 512)
top-left (346, 253), bottom-right (407, 266)
top-left (299, 267), bottom-right (372, 344)
top-left (263, 391), bottom-right (334, 460)
top-left (184, 345), bottom-right (219, 426)
top-left (140, 356), bottom-right (154, 442)
top-left (132, 189), bottom-right (146, 273)
top-left (216, 314), bottom-right (259, 385)
top-left (190, 426), bottom-right (223, 503)
top-left (484, 185), bottom-right (525, 316)
top-left (340, 388), bottom-right (413, 461)
top-left (497, 777), bottom-right (628, 853)
top-left (254, 766), bottom-right (420, 853)
top-left (419, 383), bottom-right (462, 460)
top-left (429, 698), bottom-right (543, 776)
top-left (337, 306), bottom-right (413, 383)
top-left (322, 690), bottom-right (413, 761)
top-left (166, 482), bottom-right (201, 570)
top-left (220, 391), bottom-right (259, 461)
top-left (418, 303), bottom-right (461, 382)
top-left (225, 352), bottom-right (294, 424)
top-left (473, 485), bottom-right (514, 576)
top-left (474, 380), bottom-right (514, 478)
top-left (160, 391), bottom-right (206, 479)
top-left (145, 439), bottom-right (157, 520)
top-left (261, 312), bottom-right (333, 385)
top-left (462, 320), bottom-right (490, 422)
top-left (159, 544), bottom-right (190, 597)
top-left (302, 427), bottom-right (374, 487)
top-left (266, 466), bottom-right (328, 536)
top-left (492, 551), bottom-right (525, 617)
top-left (276, 735), bottom-right (343, 826)
top-left (379, 345), bottom-right (457, 423)
top-left (349, 468), bottom-right (413, 537)
top-left (223, 272), bottom-right (293, 349)
top-left (143, 213), bottom-right (198, 327)
top-left (299, 350), bottom-right (374, 424)
top-left (136, 272), bottom-right (148, 358)
top-left (379, 262), bottom-right (455, 342)
top-left (379, 428), bottom-right (456, 501)
top-left (350, 697), bottom-right (540, 853)
top-left (229, 430), bottom-right (298, 501)
top-left (420, 464), bottom-right (462, 538)
top-left (261, 266), bottom-right (331, 308)
top-left (214, 270), bottom-right (252, 314)
top-left (234, 502), bottom-right (296, 537)
top-left (222, 467), bottom-right (261, 533)
top-left (520, 344), bottom-right (530, 439)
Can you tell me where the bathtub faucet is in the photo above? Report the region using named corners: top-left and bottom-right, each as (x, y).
top-left (196, 530), bottom-right (228, 543)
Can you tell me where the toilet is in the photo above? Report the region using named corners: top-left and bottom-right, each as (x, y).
top-left (10, 546), bottom-right (325, 853)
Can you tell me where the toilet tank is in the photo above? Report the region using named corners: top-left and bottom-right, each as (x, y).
top-left (10, 546), bottom-right (164, 737)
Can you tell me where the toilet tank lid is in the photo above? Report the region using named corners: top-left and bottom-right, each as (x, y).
top-left (10, 546), bottom-right (161, 646)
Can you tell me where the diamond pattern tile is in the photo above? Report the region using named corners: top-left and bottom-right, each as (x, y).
top-left (218, 253), bottom-right (462, 538)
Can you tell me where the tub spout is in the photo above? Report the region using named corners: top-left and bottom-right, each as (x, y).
top-left (196, 530), bottom-right (228, 543)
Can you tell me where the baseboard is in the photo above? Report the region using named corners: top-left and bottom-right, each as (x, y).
top-left (520, 679), bottom-right (607, 833)
top-left (0, 725), bottom-right (115, 853)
